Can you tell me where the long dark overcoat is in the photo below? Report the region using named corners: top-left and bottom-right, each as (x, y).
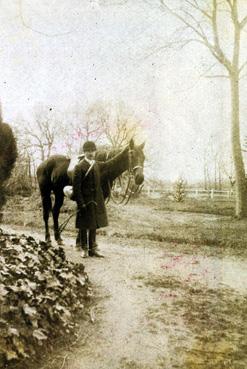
top-left (73, 159), bottom-right (108, 229)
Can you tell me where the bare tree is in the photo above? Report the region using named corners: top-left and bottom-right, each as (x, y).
top-left (142, 0), bottom-right (247, 217)
top-left (86, 101), bottom-right (142, 148)
top-left (84, 105), bottom-right (107, 142)
top-left (203, 147), bottom-right (211, 190)
top-left (23, 105), bottom-right (59, 162)
top-left (10, 123), bottom-right (39, 192)
top-left (6, 150), bottom-right (33, 195)
top-left (203, 136), bottom-right (234, 190)
top-left (57, 104), bottom-right (105, 157)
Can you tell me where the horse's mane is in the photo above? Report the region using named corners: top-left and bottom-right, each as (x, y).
top-left (96, 146), bottom-right (124, 162)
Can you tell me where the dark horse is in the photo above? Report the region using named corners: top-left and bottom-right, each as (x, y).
top-left (36, 139), bottom-right (145, 245)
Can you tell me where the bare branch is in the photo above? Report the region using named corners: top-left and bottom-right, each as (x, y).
top-left (239, 70), bottom-right (247, 80)
top-left (198, 62), bottom-right (218, 77)
top-left (226, 0), bottom-right (233, 11)
top-left (142, 38), bottom-right (204, 60)
top-left (211, 0), bottom-right (232, 71)
top-left (184, 0), bottom-right (211, 20)
top-left (159, 0), bottom-right (232, 72)
top-left (239, 61), bottom-right (247, 74)
top-left (180, 8), bottom-right (208, 39)
top-left (240, 16), bottom-right (247, 30)
top-left (204, 74), bottom-right (229, 79)
top-left (160, 1), bottom-right (206, 40)
top-left (231, 0), bottom-right (241, 68)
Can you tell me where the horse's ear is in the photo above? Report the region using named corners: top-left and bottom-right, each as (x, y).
top-left (139, 142), bottom-right (145, 150)
top-left (129, 138), bottom-right (134, 149)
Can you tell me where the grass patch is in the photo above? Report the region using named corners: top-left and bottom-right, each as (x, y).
top-left (137, 196), bottom-right (235, 216)
top-left (158, 199), bottom-right (234, 216)
top-left (145, 274), bottom-right (247, 369)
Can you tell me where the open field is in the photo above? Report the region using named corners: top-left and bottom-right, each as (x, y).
top-left (2, 193), bottom-right (247, 257)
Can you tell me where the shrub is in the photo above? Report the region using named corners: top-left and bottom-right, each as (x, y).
top-left (0, 229), bottom-right (91, 366)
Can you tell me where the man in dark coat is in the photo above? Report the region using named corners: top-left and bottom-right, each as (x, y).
top-left (73, 141), bottom-right (108, 258)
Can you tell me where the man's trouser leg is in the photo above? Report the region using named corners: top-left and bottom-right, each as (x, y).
top-left (89, 229), bottom-right (104, 257)
top-left (80, 229), bottom-right (89, 258)
top-left (76, 230), bottom-right (81, 248)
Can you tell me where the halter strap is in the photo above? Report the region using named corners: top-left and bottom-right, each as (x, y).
top-left (128, 148), bottom-right (143, 174)
top-left (132, 165), bottom-right (143, 171)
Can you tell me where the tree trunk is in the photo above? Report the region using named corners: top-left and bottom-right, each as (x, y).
top-left (203, 162), bottom-right (207, 190)
top-left (214, 156), bottom-right (217, 190)
top-left (230, 72), bottom-right (247, 217)
top-left (218, 163), bottom-right (222, 191)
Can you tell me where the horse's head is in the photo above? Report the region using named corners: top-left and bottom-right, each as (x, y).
top-left (128, 139), bottom-right (145, 185)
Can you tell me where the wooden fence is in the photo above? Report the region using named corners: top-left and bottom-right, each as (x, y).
top-left (143, 186), bottom-right (235, 200)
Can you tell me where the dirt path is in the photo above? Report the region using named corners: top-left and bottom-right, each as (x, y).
top-left (63, 237), bottom-right (247, 369)
top-left (65, 240), bottom-right (172, 369)
top-left (2, 226), bottom-right (247, 369)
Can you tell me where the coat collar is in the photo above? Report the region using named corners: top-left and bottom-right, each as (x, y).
top-left (79, 158), bottom-right (97, 171)
top-left (84, 157), bottom-right (96, 166)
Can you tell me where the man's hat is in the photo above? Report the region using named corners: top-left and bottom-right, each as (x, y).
top-left (83, 141), bottom-right (97, 152)
top-left (78, 141), bottom-right (97, 158)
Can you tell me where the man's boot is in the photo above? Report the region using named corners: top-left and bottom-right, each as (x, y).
top-left (81, 246), bottom-right (89, 258)
top-left (89, 243), bottom-right (104, 258)
top-left (79, 229), bottom-right (88, 257)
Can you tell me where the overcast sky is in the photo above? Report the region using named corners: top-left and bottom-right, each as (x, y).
top-left (0, 0), bottom-right (247, 181)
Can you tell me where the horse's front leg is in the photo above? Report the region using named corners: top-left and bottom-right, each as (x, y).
top-left (52, 191), bottom-right (64, 245)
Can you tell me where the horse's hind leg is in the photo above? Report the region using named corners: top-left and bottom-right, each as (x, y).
top-left (52, 190), bottom-right (64, 245)
top-left (41, 193), bottom-right (52, 245)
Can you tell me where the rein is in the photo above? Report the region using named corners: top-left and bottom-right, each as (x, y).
top-left (58, 201), bottom-right (97, 234)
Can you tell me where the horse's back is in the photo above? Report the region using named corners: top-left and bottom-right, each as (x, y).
top-left (37, 155), bottom-right (70, 191)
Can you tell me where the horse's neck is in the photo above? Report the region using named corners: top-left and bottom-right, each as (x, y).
top-left (107, 148), bottom-right (121, 159)
top-left (105, 147), bottom-right (129, 181)
top-left (101, 148), bottom-right (120, 161)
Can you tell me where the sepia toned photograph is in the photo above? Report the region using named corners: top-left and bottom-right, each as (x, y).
top-left (0, 1), bottom-right (247, 368)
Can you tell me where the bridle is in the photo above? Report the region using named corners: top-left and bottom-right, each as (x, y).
top-left (106, 146), bottom-right (143, 174)
top-left (105, 144), bottom-right (144, 205)
top-left (128, 148), bottom-right (143, 175)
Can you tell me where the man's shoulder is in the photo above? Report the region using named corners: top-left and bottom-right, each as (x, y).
top-left (75, 159), bottom-right (89, 171)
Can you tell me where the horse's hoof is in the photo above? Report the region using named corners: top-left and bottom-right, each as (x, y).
top-left (57, 239), bottom-right (64, 246)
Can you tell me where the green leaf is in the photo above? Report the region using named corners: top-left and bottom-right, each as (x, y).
top-left (23, 304), bottom-right (37, 317)
top-left (0, 284), bottom-right (8, 299)
top-left (8, 328), bottom-right (19, 337)
top-left (32, 329), bottom-right (48, 341)
top-left (12, 336), bottom-right (27, 356)
top-left (6, 349), bottom-right (18, 361)
top-left (76, 276), bottom-right (86, 287)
